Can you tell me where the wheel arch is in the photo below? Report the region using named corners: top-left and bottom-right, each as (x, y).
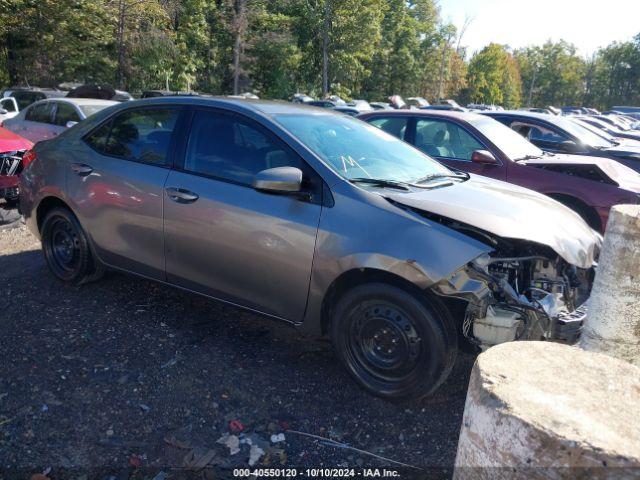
top-left (36, 196), bottom-right (73, 232)
top-left (319, 267), bottom-right (462, 337)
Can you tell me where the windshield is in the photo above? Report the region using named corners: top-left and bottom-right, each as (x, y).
top-left (273, 113), bottom-right (452, 183)
top-left (546, 115), bottom-right (613, 148)
top-left (468, 116), bottom-right (543, 160)
top-left (79, 104), bottom-right (111, 118)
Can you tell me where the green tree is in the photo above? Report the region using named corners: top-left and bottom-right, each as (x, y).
top-left (466, 43), bottom-right (521, 107)
top-left (515, 40), bottom-right (585, 107)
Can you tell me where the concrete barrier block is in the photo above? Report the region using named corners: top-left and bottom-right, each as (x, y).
top-left (454, 341), bottom-right (640, 479)
top-left (581, 204), bottom-right (640, 365)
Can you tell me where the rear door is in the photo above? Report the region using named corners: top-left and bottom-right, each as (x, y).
top-left (17, 102), bottom-right (56, 142)
top-left (67, 106), bottom-right (182, 279)
top-left (411, 118), bottom-right (507, 180)
top-left (163, 107), bottom-right (323, 321)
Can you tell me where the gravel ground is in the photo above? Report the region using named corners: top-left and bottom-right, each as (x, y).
top-left (0, 222), bottom-right (475, 480)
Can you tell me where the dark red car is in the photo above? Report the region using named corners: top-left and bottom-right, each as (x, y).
top-left (359, 110), bottom-right (640, 233)
top-left (0, 126), bottom-right (33, 208)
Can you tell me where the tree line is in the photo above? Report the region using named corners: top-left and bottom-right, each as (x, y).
top-left (1, 0), bottom-right (639, 109)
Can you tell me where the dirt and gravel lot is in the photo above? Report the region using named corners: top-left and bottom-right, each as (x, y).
top-left (0, 221), bottom-right (474, 479)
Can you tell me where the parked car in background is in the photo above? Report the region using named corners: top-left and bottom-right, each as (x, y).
top-left (331, 106), bottom-right (362, 116)
top-left (20, 97), bottom-right (600, 400)
top-left (66, 84), bottom-right (133, 102)
top-left (574, 116), bottom-right (640, 142)
top-left (370, 102), bottom-right (392, 110)
top-left (3, 98), bottom-right (117, 143)
top-left (360, 110), bottom-right (640, 232)
top-left (0, 127), bottom-right (33, 208)
top-left (423, 100), bottom-right (467, 112)
top-left (291, 93), bottom-right (314, 104)
top-left (2, 87), bottom-right (66, 110)
top-left (407, 97), bottom-right (429, 108)
top-left (483, 111), bottom-right (640, 173)
top-left (141, 90), bottom-right (199, 98)
top-left (308, 100), bottom-right (338, 108)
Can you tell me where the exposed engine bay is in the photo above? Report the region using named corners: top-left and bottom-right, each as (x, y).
top-left (429, 219), bottom-right (594, 350)
top-left (0, 150), bottom-right (27, 202)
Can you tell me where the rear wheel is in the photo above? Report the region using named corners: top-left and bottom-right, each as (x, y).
top-left (330, 283), bottom-right (457, 401)
top-left (41, 207), bottom-right (103, 284)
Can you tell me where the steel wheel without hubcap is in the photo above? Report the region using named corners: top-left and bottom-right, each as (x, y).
top-left (349, 304), bottom-right (422, 383)
top-left (331, 283), bottom-right (457, 401)
top-left (47, 218), bottom-right (81, 276)
top-left (42, 207), bottom-right (99, 284)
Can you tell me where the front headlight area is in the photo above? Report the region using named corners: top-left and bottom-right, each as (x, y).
top-left (431, 251), bottom-right (590, 351)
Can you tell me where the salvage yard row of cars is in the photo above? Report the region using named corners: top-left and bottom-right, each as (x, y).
top-left (3, 87), bottom-right (640, 400)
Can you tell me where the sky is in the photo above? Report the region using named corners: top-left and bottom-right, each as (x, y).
top-left (438, 0), bottom-right (640, 57)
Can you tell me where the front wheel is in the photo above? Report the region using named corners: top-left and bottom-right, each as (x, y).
top-left (41, 207), bottom-right (103, 284)
top-left (330, 283), bottom-right (457, 401)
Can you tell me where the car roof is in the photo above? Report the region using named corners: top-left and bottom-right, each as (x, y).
top-left (102, 96), bottom-right (341, 118)
top-left (359, 108), bottom-right (487, 122)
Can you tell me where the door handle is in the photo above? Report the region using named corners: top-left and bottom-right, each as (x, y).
top-left (165, 187), bottom-right (199, 204)
top-left (70, 163), bottom-right (93, 176)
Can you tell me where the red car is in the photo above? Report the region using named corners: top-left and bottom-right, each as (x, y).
top-left (0, 126), bottom-right (33, 208)
top-left (359, 110), bottom-right (640, 233)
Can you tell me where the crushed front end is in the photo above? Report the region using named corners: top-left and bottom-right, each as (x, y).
top-left (432, 238), bottom-right (595, 350)
top-left (0, 149), bottom-right (27, 204)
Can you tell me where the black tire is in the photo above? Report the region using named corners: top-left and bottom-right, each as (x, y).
top-left (41, 207), bottom-right (103, 284)
top-left (330, 283), bottom-right (457, 401)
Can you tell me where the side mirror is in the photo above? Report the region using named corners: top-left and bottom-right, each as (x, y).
top-left (471, 150), bottom-right (498, 165)
top-left (253, 167), bottom-right (303, 193)
top-left (0, 108), bottom-right (7, 115)
top-left (66, 121), bottom-right (78, 129)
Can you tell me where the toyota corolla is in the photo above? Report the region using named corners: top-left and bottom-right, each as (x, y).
top-left (20, 98), bottom-right (600, 400)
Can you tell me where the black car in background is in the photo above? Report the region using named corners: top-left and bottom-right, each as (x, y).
top-left (483, 111), bottom-right (640, 172)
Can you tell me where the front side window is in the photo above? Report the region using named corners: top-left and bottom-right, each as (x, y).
top-left (25, 102), bottom-right (54, 124)
top-left (368, 116), bottom-right (409, 140)
top-left (86, 108), bottom-right (179, 165)
top-left (53, 102), bottom-right (81, 126)
top-left (274, 113), bottom-right (452, 183)
top-left (184, 110), bottom-right (306, 185)
top-left (414, 119), bottom-right (484, 161)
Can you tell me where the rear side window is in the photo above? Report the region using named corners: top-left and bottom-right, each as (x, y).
top-left (0, 98), bottom-right (16, 112)
top-left (184, 109), bottom-right (306, 185)
top-left (368, 116), bottom-right (409, 140)
top-left (25, 102), bottom-right (54, 123)
top-left (85, 108), bottom-right (179, 166)
top-left (14, 92), bottom-right (46, 110)
top-left (53, 102), bottom-right (81, 126)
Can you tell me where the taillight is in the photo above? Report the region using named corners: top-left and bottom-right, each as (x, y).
top-left (22, 150), bottom-right (36, 169)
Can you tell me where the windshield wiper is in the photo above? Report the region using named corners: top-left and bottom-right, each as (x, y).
top-left (513, 154), bottom-right (541, 162)
top-left (415, 171), bottom-right (469, 184)
top-left (349, 178), bottom-right (411, 191)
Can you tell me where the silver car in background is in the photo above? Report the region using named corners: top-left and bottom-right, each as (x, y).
top-left (20, 98), bottom-right (600, 400)
top-left (3, 98), bottom-right (117, 143)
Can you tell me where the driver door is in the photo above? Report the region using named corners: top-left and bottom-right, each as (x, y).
top-left (163, 108), bottom-right (323, 321)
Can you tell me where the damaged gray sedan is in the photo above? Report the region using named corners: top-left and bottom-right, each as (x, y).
top-left (19, 98), bottom-right (601, 400)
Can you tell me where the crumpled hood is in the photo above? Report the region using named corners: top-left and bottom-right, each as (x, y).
top-left (384, 174), bottom-right (601, 268)
top-left (0, 127), bottom-right (32, 153)
top-left (522, 153), bottom-right (640, 192)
